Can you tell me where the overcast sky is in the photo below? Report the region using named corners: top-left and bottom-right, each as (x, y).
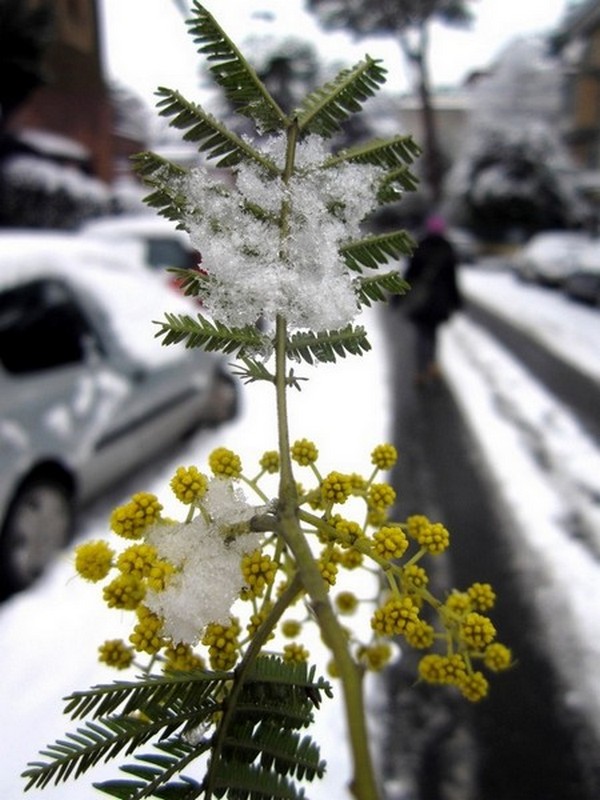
top-left (99, 0), bottom-right (570, 107)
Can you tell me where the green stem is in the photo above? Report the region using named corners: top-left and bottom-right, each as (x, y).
top-left (262, 119), bottom-right (381, 800)
top-left (239, 473), bottom-right (270, 504)
top-left (273, 312), bottom-right (380, 800)
top-left (203, 575), bottom-right (303, 798)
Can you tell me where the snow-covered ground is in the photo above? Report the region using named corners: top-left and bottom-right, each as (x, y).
top-left (443, 269), bottom-right (600, 743)
top-left (2, 266), bottom-right (600, 798)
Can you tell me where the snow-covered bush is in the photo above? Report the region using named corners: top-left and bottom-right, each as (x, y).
top-left (445, 37), bottom-right (584, 240)
top-left (0, 153), bottom-right (112, 229)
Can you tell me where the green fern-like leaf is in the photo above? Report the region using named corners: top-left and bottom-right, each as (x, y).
top-left (233, 658), bottom-right (331, 728)
top-left (247, 655), bottom-right (333, 697)
top-left (154, 87), bottom-right (279, 172)
top-left (23, 671), bottom-right (235, 793)
top-left (98, 774), bottom-right (202, 800)
top-left (341, 230), bottom-right (416, 272)
top-left (209, 760), bottom-right (308, 799)
top-left (326, 134), bottom-right (421, 170)
top-left (90, 659), bottom-right (329, 799)
top-left (65, 670), bottom-right (231, 722)
top-left (377, 165), bottom-right (420, 203)
top-left (230, 357), bottom-right (275, 385)
top-left (357, 270), bottom-right (410, 307)
top-left (132, 151), bottom-right (187, 183)
top-left (230, 360), bottom-right (309, 391)
top-left (296, 57), bottom-right (387, 137)
top-left (95, 739), bottom-right (203, 800)
top-left (286, 326), bottom-right (371, 365)
top-left (131, 152), bottom-right (190, 222)
top-left (23, 670), bottom-right (234, 792)
top-left (203, 657), bottom-right (331, 799)
top-left (166, 267), bottom-right (209, 299)
top-left (22, 716), bottom-right (167, 791)
top-left (24, 652), bottom-right (331, 798)
top-left (155, 312), bottom-right (269, 359)
top-left (223, 721), bottom-right (324, 782)
top-left (188, 2), bottom-right (287, 132)
top-left (326, 136), bottom-right (421, 204)
top-left (134, 150), bottom-right (270, 232)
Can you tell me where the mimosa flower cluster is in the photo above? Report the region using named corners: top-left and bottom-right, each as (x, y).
top-left (74, 440), bottom-right (511, 700)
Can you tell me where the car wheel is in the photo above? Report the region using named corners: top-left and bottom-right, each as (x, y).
top-left (0, 477), bottom-right (74, 594)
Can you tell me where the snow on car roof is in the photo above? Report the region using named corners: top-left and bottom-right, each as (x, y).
top-left (81, 214), bottom-right (191, 241)
top-left (0, 230), bottom-right (200, 367)
top-left (525, 230), bottom-right (590, 249)
top-left (0, 230), bottom-right (148, 275)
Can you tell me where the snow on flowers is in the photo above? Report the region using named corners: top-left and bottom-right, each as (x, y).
top-left (74, 459), bottom-right (265, 653)
top-left (143, 479), bottom-right (263, 645)
top-left (73, 441), bottom-right (512, 701)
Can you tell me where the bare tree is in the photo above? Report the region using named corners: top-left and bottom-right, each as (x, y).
top-left (306, 0), bottom-right (476, 203)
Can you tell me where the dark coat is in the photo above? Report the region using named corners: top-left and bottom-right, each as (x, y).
top-left (403, 233), bottom-right (462, 325)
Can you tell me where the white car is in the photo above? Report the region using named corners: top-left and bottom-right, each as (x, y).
top-left (0, 231), bottom-right (238, 595)
top-left (563, 238), bottom-right (600, 306)
top-left (81, 213), bottom-right (199, 285)
top-left (512, 231), bottom-right (591, 286)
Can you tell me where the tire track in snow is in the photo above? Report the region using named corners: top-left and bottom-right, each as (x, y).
top-left (444, 315), bottom-right (600, 557)
top-left (441, 315), bottom-right (600, 749)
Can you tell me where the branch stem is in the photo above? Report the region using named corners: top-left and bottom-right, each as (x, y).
top-left (274, 309), bottom-right (379, 799)
top-left (203, 575), bottom-right (303, 798)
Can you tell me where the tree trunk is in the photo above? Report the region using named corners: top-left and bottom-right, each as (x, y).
top-left (401, 26), bottom-right (445, 205)
top-left (417, 60), bottom-right (444, 204)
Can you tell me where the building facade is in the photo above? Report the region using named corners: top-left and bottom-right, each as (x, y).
top-left (556, 0), bottom-right (600, 170)
top-left (4, 0), bottom-right (114, 181)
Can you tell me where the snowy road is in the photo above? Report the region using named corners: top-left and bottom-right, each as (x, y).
top-left (380, 271), bottom-right (600, 798)
top-left (442, 270), bottom-right (600, 797)
top-left (1, 267), bottom-right (600, 798)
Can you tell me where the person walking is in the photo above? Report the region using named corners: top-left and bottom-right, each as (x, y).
top-left (403, 214), bottom-right (462, 385)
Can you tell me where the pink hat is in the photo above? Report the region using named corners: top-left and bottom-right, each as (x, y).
top-left (425, 214), bottom-right (447, 234)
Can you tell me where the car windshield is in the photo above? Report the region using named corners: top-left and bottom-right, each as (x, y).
top-left (0, 279), bottom-right (96, 374)
top-left (147, 238), bottom-right (197, 269)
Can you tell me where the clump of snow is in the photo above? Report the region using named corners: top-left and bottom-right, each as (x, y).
top-left (145, 478), bottom-right (262, 644)
top-left (16, 128), bottom-right (91, 160)
top-left (179, 134), bottom-right (383, 332)
top-left (4, 156), bottom-right (110, 203)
